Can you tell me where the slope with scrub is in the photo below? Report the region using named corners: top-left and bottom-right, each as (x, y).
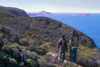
top-left (0, 6), bottom-right (100, 67)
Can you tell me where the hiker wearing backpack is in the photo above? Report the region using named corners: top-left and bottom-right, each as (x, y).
top-left (58, 34), bottom-right (68, 61)
top-left (69, 30), bottom-right (79, 63)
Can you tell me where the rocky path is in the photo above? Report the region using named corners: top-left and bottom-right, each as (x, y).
top-left (47, 52), bottom-right (82, 67)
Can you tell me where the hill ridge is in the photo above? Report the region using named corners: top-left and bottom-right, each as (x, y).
top-left (0, 6), bottom-right (29, 16)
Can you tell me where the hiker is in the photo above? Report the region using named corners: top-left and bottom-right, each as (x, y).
top-left (69, 30), bottom-right (79, 63)
top-left (58, 34), bottom-right (68, 61)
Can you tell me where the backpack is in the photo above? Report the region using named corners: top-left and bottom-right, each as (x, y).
top-left (61, 39), bottom-right (67, 51)
top-left (70, 33), bottom-right (79, 47)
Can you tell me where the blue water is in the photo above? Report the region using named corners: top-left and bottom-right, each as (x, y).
top-left (29, 13), bottom-right (100, 48)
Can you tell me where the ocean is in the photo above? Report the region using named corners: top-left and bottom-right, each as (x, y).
top-left (29, 13), bottom-right (100, 48)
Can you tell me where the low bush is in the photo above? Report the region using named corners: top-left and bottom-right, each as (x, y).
top-left (33, 42), bottom-right (54, 55)
top-left (18, 38), bottom-right (30, 46)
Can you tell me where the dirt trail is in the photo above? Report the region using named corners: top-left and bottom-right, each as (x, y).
top-left (47, 52), bottom-right (82, 67)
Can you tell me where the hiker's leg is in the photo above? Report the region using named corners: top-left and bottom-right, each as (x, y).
top-left (59, 51), bottom-right (61, 59)
top-left (61, 51), bottom-right (63, 60)
top-left (70, 50), bottom-right (73, 62)
top-left (73, 49), bottom-right (77, 63)
top-left (60, 51), bottom-right (65, 62)
top-left (63, 51), bottom-right (65, 62)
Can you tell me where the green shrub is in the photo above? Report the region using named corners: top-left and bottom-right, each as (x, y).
top-left (0, 25), bottom-right (3, 30)
top-left (33, 42), bottom-right (54, 55)
top-left (26, 50), bottom-right (40, 60)
top-left (38, 56), bottom-right (56, 67)
top-left (25, 59), bottom-right (37, 67)
top-left (0, 33), bottom-right (5, 38)
top-left (40, 42), bottom-right (53, 51)
top-left (9, 57), bottom-right (17, 63)
top-left (19, 39), bottom-right (30, 46)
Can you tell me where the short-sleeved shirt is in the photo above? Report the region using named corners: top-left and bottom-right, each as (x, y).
top-left (58, 38), bottom-right (68, 51)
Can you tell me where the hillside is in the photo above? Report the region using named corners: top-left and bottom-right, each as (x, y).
top-left (0, 6), bottom-right (29, 17)
top-left (0, 6), bottom-right (100, 67)
top-left (0, 16), bottom-right (96, 48)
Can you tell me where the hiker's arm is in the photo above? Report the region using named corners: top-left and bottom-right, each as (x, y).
top-left (66, 40), bottom-right (68, 51)
top-left (57, 42), bottom-right (60, 50)
top-left (69, 34), bottom-right (72, 44)
top-left (57, 39), bottom-right (61, 51)
top-left (69, 35), bottom-right (72, 49)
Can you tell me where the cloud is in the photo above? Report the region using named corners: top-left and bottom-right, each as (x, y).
top-left (0, 0), bottom-right (100, 12)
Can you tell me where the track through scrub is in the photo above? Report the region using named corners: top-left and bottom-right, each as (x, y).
top-left (47, 52), bottom-right (83, 67)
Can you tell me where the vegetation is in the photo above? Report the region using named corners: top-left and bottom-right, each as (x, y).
top-left (0, 6), bottom-right (100, 67)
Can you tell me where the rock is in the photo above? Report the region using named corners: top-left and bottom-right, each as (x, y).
top-left (78, 57), bottom-right (98, 67)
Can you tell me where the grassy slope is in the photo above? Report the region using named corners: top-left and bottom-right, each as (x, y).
top-left (0, 6), bottom-right (100, 67)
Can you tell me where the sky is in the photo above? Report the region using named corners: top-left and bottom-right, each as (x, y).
top-left (0, 0), bottom-right (100, 13)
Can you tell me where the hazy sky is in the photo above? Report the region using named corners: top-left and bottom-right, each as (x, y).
top-left (0, 0), bottom-right (100, 13)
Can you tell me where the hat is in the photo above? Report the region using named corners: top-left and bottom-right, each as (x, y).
top-left (71, 30), bottom-right (76, 33)
top-left (61, 34), bottom-right (65, 38)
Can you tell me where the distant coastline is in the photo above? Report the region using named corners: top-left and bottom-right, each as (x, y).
top-left (27, 11), bottom-right (51, 16)
top-left (73, 14), bottom-right (91, 16)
